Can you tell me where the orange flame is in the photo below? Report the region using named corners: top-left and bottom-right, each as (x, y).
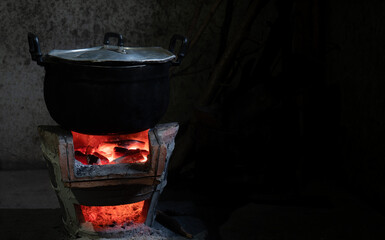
top-left (80, 201), bottom-right (147, 230)
top-left (72, 130), bottom-right (149, 165)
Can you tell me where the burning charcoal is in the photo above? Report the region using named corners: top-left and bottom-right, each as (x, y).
top-left (123, 149), bottom-right (141, 156)
top-left (75, 151), bottom-right (88, 165)
top-left (92, 152), bottom-right (109, 165)
top-left (140, 150), bottom-right (149, 156)
top-left (113, 147), bottom-right (147, 160)
top-left (113, 147), bottom-right (130, 159)
top-left (114, 146), bottom-right (130, 154)
top-left (114, 147), bottom-right (148, 156)
top-left (119, 139), bottom-right (145, 148)
top-left (112, 149), bottom-right (145, 164)
top-left (86, 154), bottom-right (99, 165)
top-left (85, 146), bottom-right (94, 155)
top-left (107, 139), bottom-right (145, 148)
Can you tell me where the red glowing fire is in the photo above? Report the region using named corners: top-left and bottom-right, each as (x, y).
top-left (80, 201), bottom-right (147, 230)
top-left (72, 130), bottom-right (150, 165)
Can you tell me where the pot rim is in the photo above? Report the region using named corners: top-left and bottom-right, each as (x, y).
top-left (46, 45), bottom-right (176, 66)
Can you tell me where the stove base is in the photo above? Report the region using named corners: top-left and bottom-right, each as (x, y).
top-left (38, 123), bottom-right (178, 238)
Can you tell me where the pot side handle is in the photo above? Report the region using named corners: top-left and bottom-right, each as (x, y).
top-left (103, 32), bottom-right (124, 47)
top-left (169, 34), bottom-right (188, 66)
top-left (28, 33), bottom-right (44, 66)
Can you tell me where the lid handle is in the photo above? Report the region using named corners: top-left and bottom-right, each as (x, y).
top-left (27, 32), bottom-right (44, 66)
top-left (103, 32), bottom-right (124, 47)
top-left (169, 34), bottom-right (188, 66)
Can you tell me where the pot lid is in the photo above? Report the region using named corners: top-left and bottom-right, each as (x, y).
top-left (46, 32), bottom-right (177, 64)
top-left (28, 32), bottom-right (188, 66)
top-left (47, 45), bottom-right (176, 64)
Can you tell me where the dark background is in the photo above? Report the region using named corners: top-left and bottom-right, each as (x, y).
top-left (1, 0), bottom-right (385, 239)
top-left (165, 0), bottom-right (385, 238)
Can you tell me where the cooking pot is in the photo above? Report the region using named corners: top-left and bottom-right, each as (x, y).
top-left (28, 32), bottom-right (187, 134)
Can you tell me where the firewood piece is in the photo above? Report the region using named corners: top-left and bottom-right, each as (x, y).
top-left (107, 140), bottom-right (145, 148)
top-left (113, 147), bottom-right (129, 158)
top-left (112, 149), bottom-right (144, 164)
top-left (115, 148), bottom-right (148, 156)
top-left (92, 152), bottom-right (109, 165)
top-left (74, 151), bottom-right (88, 165)
top-left (156, 210), bottom-right (193, 239)
top-left (140, 150), bottom-right (149, 156)
top-left (86, 154), bottom-right (99, 165)
top-left (114, 147), bottom-right (148, 157)
top-left (118, 139), bottom-right (145, 148)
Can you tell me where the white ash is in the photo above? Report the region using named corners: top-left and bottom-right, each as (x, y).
top-left (78, 223), bottom-right (168, 240)
top-left (74, 159), bottom-right (143, 177)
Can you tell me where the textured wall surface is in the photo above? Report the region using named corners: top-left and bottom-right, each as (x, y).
top-left (0, 0), bottom-right (197, 169)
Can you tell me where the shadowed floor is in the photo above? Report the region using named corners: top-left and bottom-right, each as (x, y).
top-left (0, 170), bottom-right (206, 240)
top-left (1, 170), bottom-right (385, 240)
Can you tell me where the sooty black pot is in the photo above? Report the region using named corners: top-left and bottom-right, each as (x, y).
top-left (28, 32), bottom-right (187, 134)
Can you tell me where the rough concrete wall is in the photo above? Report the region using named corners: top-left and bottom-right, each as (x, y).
top-left (0, 0), bottom-right (196, 169)
top-left (324, 0), bottom-right (385, 199)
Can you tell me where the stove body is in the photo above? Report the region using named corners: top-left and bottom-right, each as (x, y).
top-left (38, 123), bottom-right (178, 238)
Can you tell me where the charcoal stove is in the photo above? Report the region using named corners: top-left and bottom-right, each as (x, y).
top-left (38, 123), bottom-right (178, 238)
top-left (29, 31), bottom-right (187, 238)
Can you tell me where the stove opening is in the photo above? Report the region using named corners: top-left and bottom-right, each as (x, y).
top-left (72, 130), bottom-right (149, 165)
top-left (77, 200), bottom-right (149, 231)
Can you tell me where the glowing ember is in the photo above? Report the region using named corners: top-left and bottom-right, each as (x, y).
top-left (80, 201), bottom-right (147, 230)
top-left (72, 130), bottom-right (149, 165)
